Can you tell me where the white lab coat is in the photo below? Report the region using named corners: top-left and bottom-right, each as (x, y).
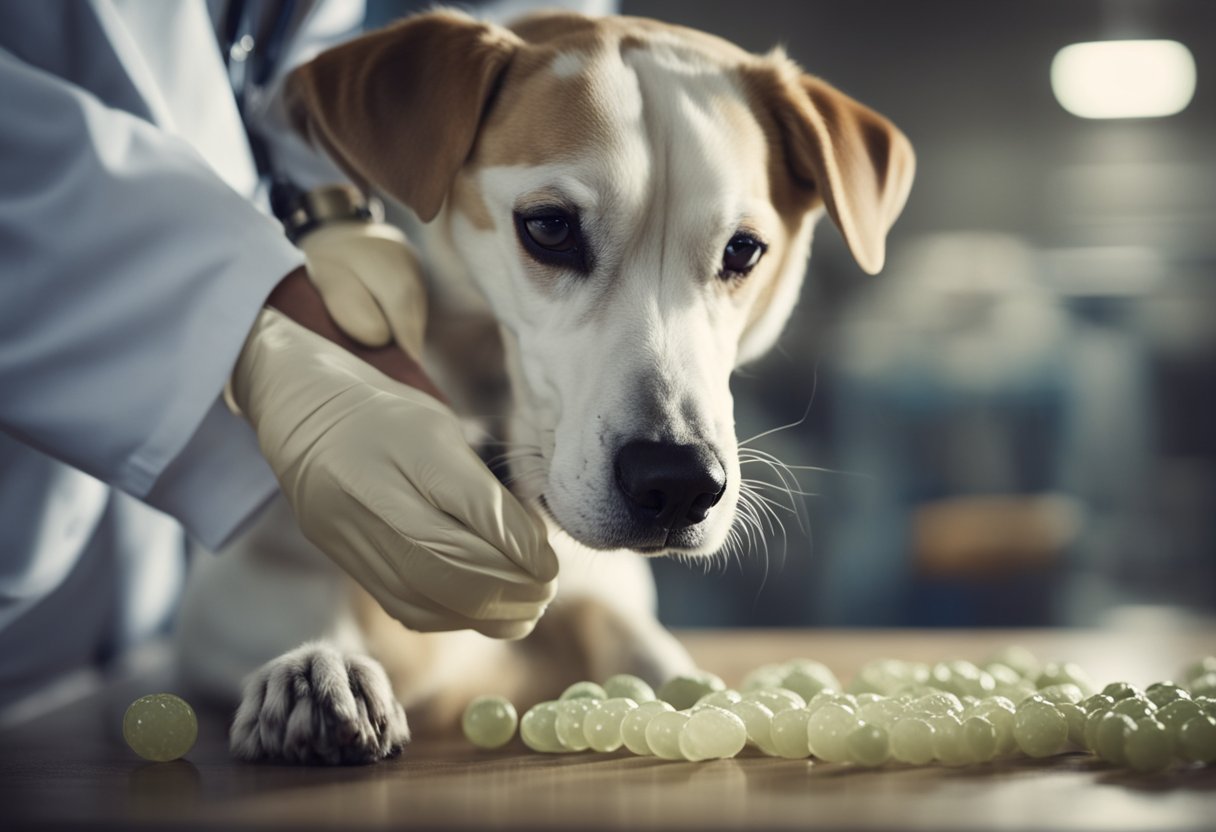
top-left (0, 0), bottom-right (361, 717)
top-left (0, 0), bottom-right (615, 719)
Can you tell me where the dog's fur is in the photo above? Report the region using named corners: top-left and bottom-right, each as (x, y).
top-left (176, 9), bottom-right (913, 764)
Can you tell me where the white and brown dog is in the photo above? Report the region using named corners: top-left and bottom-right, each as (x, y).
top-left (177, 9), bottom-right (914, 764)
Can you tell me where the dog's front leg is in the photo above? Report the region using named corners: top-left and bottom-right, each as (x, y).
top-left (531, 530), bottom-right (697, 689)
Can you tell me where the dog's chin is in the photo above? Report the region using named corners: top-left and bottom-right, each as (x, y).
top-left (535, 495), bottom-right (728, 558)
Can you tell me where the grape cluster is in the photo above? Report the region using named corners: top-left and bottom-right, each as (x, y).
top-left (461, 652), bottom-right (1216, 771)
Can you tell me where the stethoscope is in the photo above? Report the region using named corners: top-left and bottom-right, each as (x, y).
top-left (219, 0), bottom-right (302, 218)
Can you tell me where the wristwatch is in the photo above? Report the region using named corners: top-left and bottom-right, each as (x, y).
top-left (275, 183), bottom-right (384, 242)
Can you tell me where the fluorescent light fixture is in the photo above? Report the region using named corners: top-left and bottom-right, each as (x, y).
top-left (1051, 39), bottom-right (1196, 119)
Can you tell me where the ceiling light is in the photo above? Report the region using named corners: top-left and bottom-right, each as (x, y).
top-left (1051, 39), bottom-right (1196, 119)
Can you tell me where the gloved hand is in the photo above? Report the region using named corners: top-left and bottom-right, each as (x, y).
top-left (231, 307), bottom-right (558, 639)
top-left (298, 219), bottom-right (427, 360)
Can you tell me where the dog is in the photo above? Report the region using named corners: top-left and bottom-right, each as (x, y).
top-left (176, 8), bottom-right (914, 764)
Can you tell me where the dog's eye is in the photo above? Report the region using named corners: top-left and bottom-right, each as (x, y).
top-left (524, 216), bottom-right (575, 251)
top-left (721, 234), bottom-right (765, 278)
top-left (514, 209), bottom-right (592, 274)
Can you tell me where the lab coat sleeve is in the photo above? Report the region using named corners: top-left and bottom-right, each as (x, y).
top-left (0, 48), bottom-right (305, 550)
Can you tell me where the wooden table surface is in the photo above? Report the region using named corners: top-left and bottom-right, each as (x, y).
top-left (2, 629), bottom-right (1214, 831)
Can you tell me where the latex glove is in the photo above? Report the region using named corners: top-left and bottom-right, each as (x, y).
top-left (299, 220), bottom-right (428, 360)
top-left (231, 307), bottom-right (558, 638)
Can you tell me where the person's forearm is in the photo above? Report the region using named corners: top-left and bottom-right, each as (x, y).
top-left (266, 267), bottom-right (447, 403)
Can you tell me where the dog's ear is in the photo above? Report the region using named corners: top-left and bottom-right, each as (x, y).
top-left (285, 11), bottom-right (519, 221)
top-left (762, 66), bottom-right (915, 274)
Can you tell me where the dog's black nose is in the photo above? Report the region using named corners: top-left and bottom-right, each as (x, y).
top-left (614, 441), bottom-right (726, 530)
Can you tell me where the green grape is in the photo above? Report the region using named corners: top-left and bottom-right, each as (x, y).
top-left (695, 689), bottom-right (742, 711)
top-left (965, 697), bottom-right (1016, 754)
top-left (985, 645), bottom-right (1040, 680)
top-left (603, 674), bottom-right (655, 703)
top-left (1181, 656), bottom-right (1216, 685)
top-left (1124, 719), bottom-right (1173, 773)
top-left (123, 693), bottom-right (197, 762)
top-left (890, 717), bottom-right (936, 765)
top-left (985, 662), bottom-right (1023, 688)
top-left (932, 660), bottom-right (995, 699)
top-left (780, 669), bottom-right (836, 702)
top-left (1058, 702), bottom-right (1087, 748)
top-left (1112, 696), bottom-right (1156, 722)
top-left (658, 671), bottom-right (725, 711)
top-left (857, 697), bottom-right (906, 729)
top-left (1101, 682), bottom-right (1140, 701)
top-left (769, 688), bottom-right (810, 709)
top-left (994, 679), bottom-right (1039, 704)
top-left (1095, 711), bottom-right (1136, 764)
top-left (1013, 701), bottom-right (1067, 758)
top-left (1156, 699), bottom-right (1203, 733)
top-left (1178, 716), bottom-right (1216, 763)
top-left (560, 681), bottom-right (607, 701)
top-left (929, 713), bottom-right (969, 766)
top-left (847, 723), bottom-right (891, 766)
top-left (462, 695), bottom-right (518, 749)
top-left (806, 703), bottom-right (858, 763)
top-left (1145, 682), bottom-right (1189, 709)
top-left (620, 700), bottom-right (674, 755)
top-left (780, 659), bottom-right (841, 698)
top-left (679, 705), bottom-right (747, 761)
top-left (914, 691), bottom-right (963, 715)
top-left (806, 691), bottom-right (853, 715)
top-left (963, 716), bottom-right (998, 762)
top-left (770, 707), bottom-right (812, 759)
top-left (645, 710), bottom-right (691, 760)
top-left (555, 699), bottom-right (597, 751)
top-left (520, 702), bottom-right (566, 753)
top-left (744, 689), bottom-right (801, 714)
top-left (583, 697), bottom-right (638, 753)
top-left (1080, 693), bottom-right (1116, 714)
top-left (1037, 684), bottom-right (1084, 706)
top-left (1083, 707), bottom-right (1111, 752)
top-left (1198, 696), bottom-right (1216, 719)
top-left (1035, 662), bottom-right (1095, 697)
top-left (730, 699), bottom-right (777, 754)
top-left (1187, 672), bottom-right (1216, 699)
top-left (741, 662), bottom-right (786, 692)
top-left (855, 693), bottom-right (886, 707)
top-left (850, 659), bottom-right (929, 697)
top-left (890, 683), bottom-right (939, 701)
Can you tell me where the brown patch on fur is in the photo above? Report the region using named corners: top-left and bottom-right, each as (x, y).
top-left (737, 58), bottom-right (915, 275)
top-left (286, 10), bottom-right (519, 221)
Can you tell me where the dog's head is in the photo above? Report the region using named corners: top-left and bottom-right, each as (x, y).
top-left (287, 10), bottom-right (914, 557)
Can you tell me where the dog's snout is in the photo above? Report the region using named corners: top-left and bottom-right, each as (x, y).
top-left (614, 441), bottom-right (726, 530)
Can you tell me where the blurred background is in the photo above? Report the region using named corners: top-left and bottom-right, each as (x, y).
top-left (624, 0), bottom-right (1216, 630)
top-left (375, 0), bottom-right (1216, 630)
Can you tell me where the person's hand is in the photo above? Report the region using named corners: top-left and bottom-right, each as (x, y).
top-left (298, 219), bottom-right (427, 360)
top-left (231, 307), bottom-right (558, 639)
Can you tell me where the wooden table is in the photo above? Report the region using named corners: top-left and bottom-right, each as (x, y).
top-left (2, 629), bottom-right (1214, 831)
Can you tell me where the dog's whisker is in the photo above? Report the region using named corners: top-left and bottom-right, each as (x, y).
top-left (737, 454), bottom-right (811, 538)
top-left (737, 401), bottom-right (814, 449)
top-left (741, 483), bottom-right (807, 513)
top-left (739, 472), bottom-right (819, 498)
top-left (737, 361), bottom-right (820, 449)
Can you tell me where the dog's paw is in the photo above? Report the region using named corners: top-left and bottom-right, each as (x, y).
top-left (229, 642), bottom-right (409, 765)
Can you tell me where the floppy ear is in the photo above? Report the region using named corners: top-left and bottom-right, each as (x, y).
top-left (766, 67), bottom-right (915, 274)
top-left (285, 11), bottom-right (520, 221)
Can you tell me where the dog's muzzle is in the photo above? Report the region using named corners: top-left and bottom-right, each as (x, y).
top-left (613, 440), bottom-right (726, 532)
